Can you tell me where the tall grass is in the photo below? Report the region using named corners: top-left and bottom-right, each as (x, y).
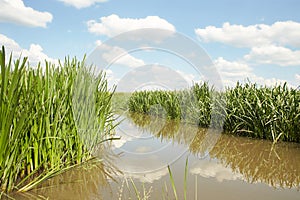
top-left (128, 82), bottom-right (300, 143)
top-left (0, 46), bottom-right (115, 193)
top-left (128, 82), bottom-right (215, 126)
top-left (223, 82), bottom-right (300, 142)
top-left (128, 90), bottom-right (181, 119)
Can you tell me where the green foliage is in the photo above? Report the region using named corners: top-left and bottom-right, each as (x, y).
top-left (128, 83), bottom-right (214, 126)
top-left (129, 90), bottom-right (181, 119)
top-left (128, 82), bottom-right (300, 143)
top-left (0, 46), bottom-right (115, 193)
top-left (223, 82), bottom-right (300, 142)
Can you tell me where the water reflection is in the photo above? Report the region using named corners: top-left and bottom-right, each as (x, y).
top-left (126, 112), bottom-right (300, 189)
top-left (111, 113), bottom-right (190, 174)
top-left (13, 112), bottom-right (300, 199)
top-left (210, 136), bottom-right (300, 188)
top-left (10, 153), bottom-right (120, 200)
top-left (190, 159), bottom-right (243, 182)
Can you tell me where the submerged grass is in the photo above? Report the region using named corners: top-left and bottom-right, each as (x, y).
top-left (128, 82), bottom-right (300, 143)
top-left (166, 157), bottom-right (189, 200)
top-left (0, 46), bottom-right (115, 194)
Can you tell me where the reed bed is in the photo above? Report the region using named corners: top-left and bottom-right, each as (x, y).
top-left (0, 46), bottom-right (115, 194)
top-left (128, 82), bottom-right (300, 143)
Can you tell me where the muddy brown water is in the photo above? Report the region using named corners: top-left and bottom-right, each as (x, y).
top-left (12, 113), bottom-right (300, 199)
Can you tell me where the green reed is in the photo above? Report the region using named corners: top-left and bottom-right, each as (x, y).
top-left (128, 82), bottom-right (300, 143)
top-left (0, 46), bottom-right (115, 193)
top-left (223, 82), bottom-right (300, 142)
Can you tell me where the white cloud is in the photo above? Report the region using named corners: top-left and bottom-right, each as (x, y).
top-left (296, 74), bottom-right (300, 81)
top-left (0, 0), bottom-right (52, 27)
top-left (196, 21), bottom-right (300, 86)
top-left (214, 57), bottom-right (291, 87)
top-left (214, 57), bottom-right (253, 86)
top-left (58, 0), bottom-right (107, 9)
top-left (244, 45), bottom-right (300, 66)
top-left (0, 32), bottom-right (19, 50)
top-left (87, 14), bottom-right (175, 37)
top-left (196, 22), bottom-right (268, 48)
top-left (249, 75), bottom-right (289, 87)
top-left (195, 21), bottom-right (300, 48)
top-left (175, 70), bottom-right (198, 86)
top-left (0, 33), bottom-right (57, 66)
top-left (103, 69), bottom-right (119, 88)
top-left (95, 40), bottom-right (102, 46)
top-left (295, 74), bottom-right (300, 87)
top-left (215, 57), bottom-right (252, 74)
top-left (116, 65), bottom-right (193, 92)
top-left (26, 44), bottom-right (57, 66)
top-left (91, 41), bottom-right (145, 68)
top-left (100, 44), bottom-right (145, 68)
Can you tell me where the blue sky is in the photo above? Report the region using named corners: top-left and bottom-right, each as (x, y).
top-left (1, 0), bottom-right (300, 88)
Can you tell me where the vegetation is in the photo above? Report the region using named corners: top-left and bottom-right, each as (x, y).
top-left (223, 82), bottom-right (300, 142)
top-left (1, 42), bottom-right (299, 198)
top-left (166, 158), bottom-right (189, 200)
top-left (0, 46), bottom-right (115, 194)
top-left (128, 83), bottom-right (218, 127)
top-left (128, 82), bottom-right (300, 143)
top-left (112, 92), bottom-right (131, 113)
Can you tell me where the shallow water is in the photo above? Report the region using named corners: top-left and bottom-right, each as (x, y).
top-left (13, 112), bottom-right (300, 199)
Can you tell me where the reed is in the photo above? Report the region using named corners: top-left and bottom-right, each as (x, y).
top-left (128, 82), bottom-right (300, 143)
top-left (0, 46), bottom-right (115, 193)
top-left (223, 82), bottom-right (300, 142)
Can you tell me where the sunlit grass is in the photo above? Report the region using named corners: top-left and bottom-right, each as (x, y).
top-left (0, 46), bottom-right (115, 194)
top-left (128, 82), bottom-right (300, 143)
top-left (223, 82), bottom-right (300, 142)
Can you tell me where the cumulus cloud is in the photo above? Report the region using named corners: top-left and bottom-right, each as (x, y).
top-left (89, 40), bottom-right (145, 69)
top-left (215, 57), bottom-right (252, 75)
top-left (0, 33), bottom-right (57, 66)
top-left (195, 21), bottom-right (300, 48)
top-left (295, 74), bottom-right (300, 87)
top-left (116, 65), bottom-right (192, 92)
top-left (103, 68), bottom-right (118, 83)
top-left (100, 44), bottom-right (145, 68)
top-left (175, 70), bottom-right (199, 86)
top-left (58, 0), bottom-right (107, 9)
top-left (296, 74), bottom-right (300, 81)
top-left (87, 14), bottom-right (175, 37)
top-left (214, 57), bottom-right (252, 86)
top-left (214, 57), bottom-right (290, 87)
top-left (196, 21), bottom-right (300, 71)
top-left (249, 75), bottom-right (289, 87)
top-left (95, 40), bottom-right (102, 46)
top-left (0, 0), bottom-right (52, 27)
top-left (244, 45), bottom-right (300, 66)
top-left (0, 32), bottom-right (19, 50)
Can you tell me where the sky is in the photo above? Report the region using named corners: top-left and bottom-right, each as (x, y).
top-left (0, 0), bottom-right (300, 89)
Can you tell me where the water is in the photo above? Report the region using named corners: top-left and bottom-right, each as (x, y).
top-left (13, 112), bottom-right (300, 199)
